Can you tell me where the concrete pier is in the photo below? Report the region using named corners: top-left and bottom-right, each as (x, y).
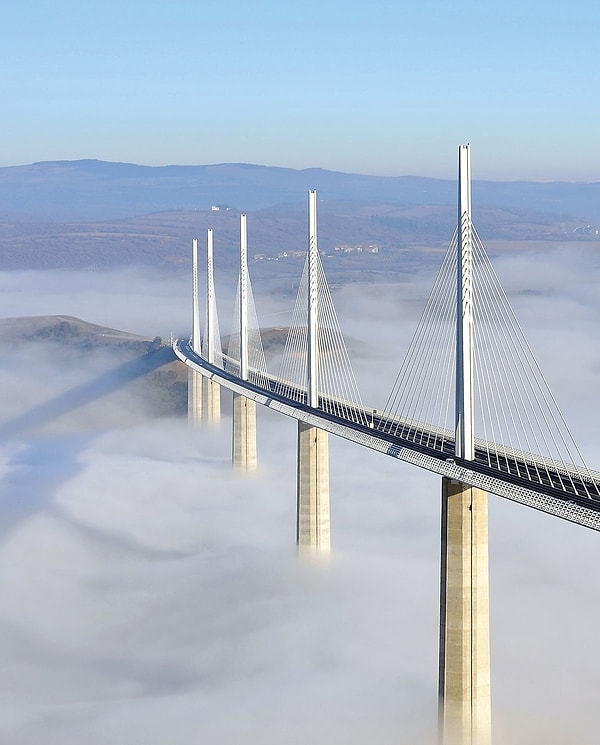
top-left (188, 368), bottom-right (203, 425)
top-left (203, 378), bottom-right (221, 425)
top-left (438, 477), bottom-right (491, 745)
top-left (232, 392), bottom-right (257, 472)
top-left (297, 421), bottom-right (330, 554)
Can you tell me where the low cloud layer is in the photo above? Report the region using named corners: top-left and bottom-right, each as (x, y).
top-left (0, 243), bottom-right (599, 744)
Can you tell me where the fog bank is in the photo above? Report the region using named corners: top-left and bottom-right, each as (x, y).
top-left (0, 244), bottom-right (599, 743)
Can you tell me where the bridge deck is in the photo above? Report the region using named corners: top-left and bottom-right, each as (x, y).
top-left (175, 341), bottom-right (600, 532)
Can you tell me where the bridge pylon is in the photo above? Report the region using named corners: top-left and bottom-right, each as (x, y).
top-left (203, 228), bottom-right (221, 425)
top-left (297, 191), bottom-right (330, 554)
top-left (438, 144), bottom-right (491, 745)
top-left (188, 237), bottom-right (203, 426)
top-left (232, 214), bottom-right (257, 471)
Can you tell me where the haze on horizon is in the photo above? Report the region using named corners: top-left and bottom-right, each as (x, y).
top-left (3, 0), bottom-right (599, 182)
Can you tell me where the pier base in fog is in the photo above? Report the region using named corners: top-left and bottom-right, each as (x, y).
top-left (438, 477), bottom-right (491, 745)
top-left (232, 392), bottom-right (257, 471)
top-left (297, 421), bottom-right (330, 555)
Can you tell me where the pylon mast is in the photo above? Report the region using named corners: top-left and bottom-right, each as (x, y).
top-left (191, 237), bottom-right (201, 354)
top-left (240, 213), bottom-right (249, 381)
top-left (307, 190), bottom-right (319, 408)
top-left (455, 144), bottom-right (474, 460)
top-left (206, 228), bottom-right (216, 365)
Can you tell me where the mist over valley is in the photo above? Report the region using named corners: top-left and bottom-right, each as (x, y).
top-left (1, 165), bottom-right (600, 744)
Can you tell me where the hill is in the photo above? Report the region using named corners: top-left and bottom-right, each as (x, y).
top-left (0, 202), bottom-right (595, 274)
top-left (0, 315), bottom-right (153, 349)
top-left (0, 315), bottom-right (187, 418)
top-left (0, 161), bottom-right (598, 273)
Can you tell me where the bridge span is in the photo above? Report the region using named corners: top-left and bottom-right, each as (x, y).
top-left (175, 340), bottom-right (600, 533)
top-left (174, 145), bottom-right (598, 745)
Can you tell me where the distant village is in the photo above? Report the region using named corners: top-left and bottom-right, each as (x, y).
top-left (253, 244), bottom-right (379, 261)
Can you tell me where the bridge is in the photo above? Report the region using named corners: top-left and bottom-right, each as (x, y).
top-left (173, 145), bottom-right (599, 745)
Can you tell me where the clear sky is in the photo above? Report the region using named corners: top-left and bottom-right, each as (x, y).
top-left (3, 0), bottom-right (599, 180)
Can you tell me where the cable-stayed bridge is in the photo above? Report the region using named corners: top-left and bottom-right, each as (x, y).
top-left (173, 146), bottom-right (599, 745)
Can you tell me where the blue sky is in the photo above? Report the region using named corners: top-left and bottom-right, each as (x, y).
top-left (3, 0), bottom-right (598, 179)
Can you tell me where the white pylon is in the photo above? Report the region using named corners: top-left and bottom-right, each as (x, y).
top-left (307, 190), bottom-right (319, 408)
top-left (455, 143), bottom-right (475, 461)
top-left (204, 227), bottom-right (221, 425)
top-left (205, 228), bottom-right (216, 365)
top-left (188, 237), bottom-right (203, 425)
top-left (239, 213), bottom-right (249, 382)
top-left (191, 237), bottom-right (201, 354)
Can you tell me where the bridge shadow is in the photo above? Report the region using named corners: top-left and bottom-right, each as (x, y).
top-left (0, 346), bottom-right (178, 542)
top-left (0, 346), bottom-right (177, 440)
top-left (0, 432), bottom-right (95, 540)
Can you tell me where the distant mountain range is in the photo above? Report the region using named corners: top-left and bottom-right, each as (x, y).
top-left (1, 159), bottom-right (599, 223)
top-left (0, 160), bottom-right (598, 272)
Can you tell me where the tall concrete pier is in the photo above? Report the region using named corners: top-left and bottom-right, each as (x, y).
top-left (438, 144), bottom-right (491, 745)
top-left (438, 479), bottom-right (491, 745)
top-left (297, 190), bottom-right (330, 554)
top-left (297, 420), bottom-right (330, 553)
top-left (188, 237), bottom-right (203, 425)
top-left (232, 214), bottom-right (257, 471)
top-left (232, 392), bottom-right (257, 472)
top-left (188, 367), bottom-right (203, 424)
top-left (204, 379), bottom-right (221, 424)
